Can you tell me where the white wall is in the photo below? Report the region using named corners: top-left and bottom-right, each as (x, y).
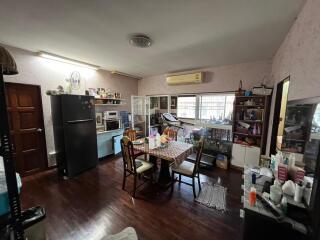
top-left (138, 60), bottom-right (272, 96)
top-left (266, 0), bottom-right (320, 155)
top-left (2, 45), bottom-right (138, 165)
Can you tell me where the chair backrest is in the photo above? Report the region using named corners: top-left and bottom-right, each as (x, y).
top-left (120, 136), bottom-right (136, 173)
top-left (124, 129), bottom-right (137, 141)
top-left (163, 127), bottom-right (178, 141)
top-left (193, 137), bottom-right (205, 175)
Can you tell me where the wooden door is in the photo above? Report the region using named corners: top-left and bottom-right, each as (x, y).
top-left (5, 83), bottom-right (47, 176)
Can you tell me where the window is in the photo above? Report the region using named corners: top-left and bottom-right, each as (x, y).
top-left (199, 94), bottom-right (235, 121)
top-left (177, 96), bottom-right (196, 119)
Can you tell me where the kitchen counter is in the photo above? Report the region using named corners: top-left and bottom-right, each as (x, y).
top-left (241, 165), bottom-right (309, 240)
top-left (96, 128), bottom-right (124, 159)
top-left (243, 166), bottom-right (307, 235)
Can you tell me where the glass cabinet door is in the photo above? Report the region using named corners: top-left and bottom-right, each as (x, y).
top-left (131, 96), bottom-right (149, 138)
top-left (149, 95), bottom-right (170, 134)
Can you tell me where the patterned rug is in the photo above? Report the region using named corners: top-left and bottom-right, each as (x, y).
top-left (195, 182), bottom-right (227, 211)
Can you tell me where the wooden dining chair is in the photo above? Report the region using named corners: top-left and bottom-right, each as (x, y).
top-left (163, 127), bottom-right (178, 141)
top-left (171, 137), bottom-right (204, 198)
top-left (123, 129), bottom-right (145, 159)
top-left (123, 129), bottom-right (137, 141)
top-left (121, 136), bottom-right (154, 198)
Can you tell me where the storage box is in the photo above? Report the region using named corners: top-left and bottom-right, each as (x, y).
top-left (0, 173), bottom-right (22, 216)
top-left (216, 154), bottom-right (229, 170)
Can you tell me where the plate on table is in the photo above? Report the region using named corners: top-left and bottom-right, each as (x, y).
top-left (132, 140), bottom-right (144, 145)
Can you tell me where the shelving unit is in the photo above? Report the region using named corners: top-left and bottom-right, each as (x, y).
top-left (94, 97), bottom-right (126, 106)
top-left (232, 95), bottom-right (271, 154)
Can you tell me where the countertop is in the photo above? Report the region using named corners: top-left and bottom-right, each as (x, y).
top-left (243, 166), bottom-right (308, 235)
top-left (97, 128), bottom-right (124, 135)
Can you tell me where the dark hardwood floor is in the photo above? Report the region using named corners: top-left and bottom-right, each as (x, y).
top-left (21, 156), bottom-right (243, 240)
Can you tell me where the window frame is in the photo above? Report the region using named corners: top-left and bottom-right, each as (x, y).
top-left (198, 93), bottom-right (235, 121)
top-left (176, 95), bottom-right (197, 119)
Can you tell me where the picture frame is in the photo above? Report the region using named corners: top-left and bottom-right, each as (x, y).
top-left (88, 88), bottom-right (97, 96)
top-left (95, 112), bottom-right (103, 126)
top-left (171, 96), bottom-right (177, 109)
top-left (160, 96), bottom-right (168, 109)
top-left (150, 97), bottom-right (158, 109)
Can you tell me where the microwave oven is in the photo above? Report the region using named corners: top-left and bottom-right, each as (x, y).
top-left (104, 111), bottom-right (119, 120)
top-left (104, 119), bottom-right (121, 131)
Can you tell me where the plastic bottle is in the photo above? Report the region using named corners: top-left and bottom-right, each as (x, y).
top-left (249, 187), bottom-right (257, 207)
top-left (149, 134), bottom-right (155, 149)
top-left (304, 182), bottom-right (312, 205)
top-left (288, 153), bottom-right (296, 169)
top-left (294, 181), bottom-right (304, 203)
top-left (156, 133), bottom-right (161, 148)
top-left (281, 196), bottom-right (288, 214)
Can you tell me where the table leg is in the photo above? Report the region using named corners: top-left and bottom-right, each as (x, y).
top-left (149, 155), bottom-right (158, 171)
top-left (158, 159), bottom-right (172, 188)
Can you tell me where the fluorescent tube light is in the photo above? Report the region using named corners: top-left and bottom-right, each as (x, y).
top-left (38, 51), bottom-right (99, 70)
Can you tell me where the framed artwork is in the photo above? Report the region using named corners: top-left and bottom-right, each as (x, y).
top-left (150, 97), bottom-right (158, 109)
top-left (88, 88), bottom-right (97, 96)
top-left (171, 96), bottom-right (177, 109)
top-left (160, 96), bottom-right (168, 109)
top-left (95, 112), bottom-right (103, 126)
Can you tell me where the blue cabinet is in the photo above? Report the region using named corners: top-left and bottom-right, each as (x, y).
top-left (97, 129), bottom-right (124, 159)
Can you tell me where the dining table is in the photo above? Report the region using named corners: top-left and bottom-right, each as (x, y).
top-left (133, 140), bottom-right (194, 188)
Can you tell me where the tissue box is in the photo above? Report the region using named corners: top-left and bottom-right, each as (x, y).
top-left (216, 154), bottom-right (228, 170)
top-left (278, 164), bottom-right (288, 181)
top-left (289, 166), bottom-right (305, 183)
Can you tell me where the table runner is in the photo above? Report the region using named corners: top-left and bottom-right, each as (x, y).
top-left (133, 141), bottom-right (193, 166)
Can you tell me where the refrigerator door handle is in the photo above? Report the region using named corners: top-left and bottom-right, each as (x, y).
top-left (67, 119), bottom-right (94, 124)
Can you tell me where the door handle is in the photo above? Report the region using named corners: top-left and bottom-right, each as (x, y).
top-left (36, 128), bottom-right (43, 133)
top-left (67, 119), bottom-right (94, 124)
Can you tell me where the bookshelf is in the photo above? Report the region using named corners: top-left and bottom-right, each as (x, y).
top-left (232, 95), bottom-right (271, 154)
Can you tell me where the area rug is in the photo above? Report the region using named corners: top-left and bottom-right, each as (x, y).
top-left (195, 182), bottom-right (227, 211)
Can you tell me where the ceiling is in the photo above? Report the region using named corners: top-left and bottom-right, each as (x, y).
top-left (0, 0), bottom-right (305, 77)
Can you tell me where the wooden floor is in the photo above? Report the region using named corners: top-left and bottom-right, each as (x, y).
top-left (21, 156), bottom-right (243, 240)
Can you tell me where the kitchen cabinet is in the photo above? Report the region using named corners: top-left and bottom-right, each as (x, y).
top-left (97, 129), bottom-right (124, 159)
top-left (231, 143), bottom-right (260, 168)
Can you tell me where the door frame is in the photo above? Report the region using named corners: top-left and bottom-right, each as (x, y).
top-left (269, 76), bottom-right (290, 155)
top-left (5, 82), bottom-right (49, 174)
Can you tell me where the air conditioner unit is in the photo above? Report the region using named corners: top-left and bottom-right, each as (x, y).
top-left (166, 72), bottom-right (203, 85)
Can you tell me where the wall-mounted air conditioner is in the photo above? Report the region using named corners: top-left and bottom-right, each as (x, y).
top-left (166, 72), bottom-right (203, 85)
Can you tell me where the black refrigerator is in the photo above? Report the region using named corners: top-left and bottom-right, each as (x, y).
top-left (51, 94), bottom-right (98, 177)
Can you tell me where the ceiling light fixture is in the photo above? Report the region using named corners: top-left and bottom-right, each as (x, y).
top-left (38, 51), bottom-right (100, 70)
top-left (129, 34), bottom-right (152, 48)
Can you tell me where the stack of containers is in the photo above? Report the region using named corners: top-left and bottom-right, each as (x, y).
top-left (0, 156), bottom-right (22, 216)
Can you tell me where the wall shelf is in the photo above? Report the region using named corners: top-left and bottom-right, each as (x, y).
top-left (93, 97), bottom-right (126, 107)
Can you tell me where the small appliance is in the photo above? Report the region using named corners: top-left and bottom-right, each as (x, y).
top-left (104, 111), bottom-right (121, 131)
top-left (104, 111), bottom-right (119, 120)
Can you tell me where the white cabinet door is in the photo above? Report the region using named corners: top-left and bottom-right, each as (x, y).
top-left (244, 146), bottom-right (260, 167)
top-left (231, 143), bottom-right (246, 167)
